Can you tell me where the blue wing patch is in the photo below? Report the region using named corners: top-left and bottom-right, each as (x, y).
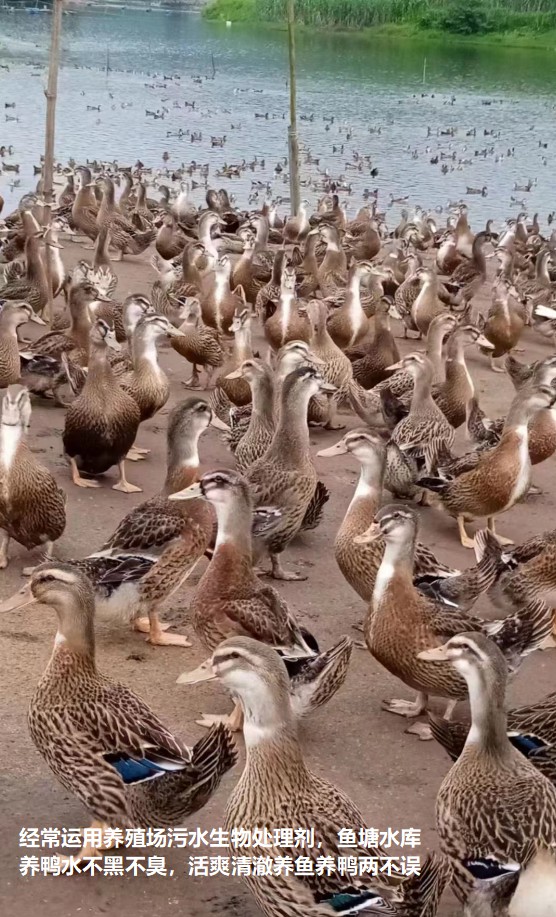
top-left (509, 733), bottom-right (547, 756)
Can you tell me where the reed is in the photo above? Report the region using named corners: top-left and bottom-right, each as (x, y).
top-left (205, 0), bottom-right (556, 33)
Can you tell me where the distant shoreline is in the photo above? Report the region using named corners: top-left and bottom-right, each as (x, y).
top-left (203, 0), bottom-right (556, 52)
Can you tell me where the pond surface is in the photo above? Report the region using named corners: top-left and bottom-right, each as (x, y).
top-left (1, 8), bottom-right (556, 224)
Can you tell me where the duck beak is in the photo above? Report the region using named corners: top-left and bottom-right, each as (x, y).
top-left (385, 360), bottom-right (404, 371)
top-left (475, 334), bottom-right (494, 350)
top-left (168, 482), bottom-right (204, 501)
top-left (165, 325), bottom-right (186, 339)
top-left (29, 312), bottom-right (47, 325)
top-left (210, 415), bottom-right (230, 431)
top-left (176, 658), bottom-right (215, 684)
top-left (417, 643), bottom-right (451, 662)
top-left (353, 522), bottom-right (381, 545)
top-left (319, 380), bottom-right (337, 395)
top-left (308, 353), bottom-right (325, 366)
top-left (0, 582), bottom-right (35, 613)
top-left (224, 369), bottom-right (243, 380)
top-left (97, 293), bottom-right (114, 303)
top-left (317, 439), bottom-right (348, 457)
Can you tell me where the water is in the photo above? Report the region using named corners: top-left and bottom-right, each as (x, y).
top-left (2, 8), bottom-right (556, 225)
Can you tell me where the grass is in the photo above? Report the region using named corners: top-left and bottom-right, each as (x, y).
top-left (204, 0), bottom-right (556, 45)
top-left (203, 0), bottom-right (257, 20)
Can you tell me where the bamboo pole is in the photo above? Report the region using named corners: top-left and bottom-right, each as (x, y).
top-left (287, 0), bottom-right (300, 217)
top-left (43, 0), bottom-right (64, 323)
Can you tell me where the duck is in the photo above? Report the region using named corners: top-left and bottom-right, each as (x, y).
top-left (392, 254), bottom-right (423, 336)
top-left (43, 216), bottom-right (66, 299)
top-left (241, 365), bottom-right (334, 580)
top-left (302, 299), bottom-right (353, 430)
top-left (0, 301), bottom-right (46, 388)
top-left (429, 685), bottom-right (556, 785)
top-left (193, 635), bottom-right (451, 915)
top-left (32, 279), bottom-right (110, 364)
top-left (316, 224), bottom-right (348, 296)
top-left (282, 199), bottom-right (310, 244)
top-left (62, 319), bottom-right (141, 493)
top-left (71, 166), bottom-right (99, 241)
top-left (263, 262), bottom-right (311, 351)
top-left (200, 253), bottom-right (245, 335)
top-left (255, 249), bottom-right (287, 319)
top-left (173, 473), bottom-right (353, 729)
top-left (0, 385), bottom-right (66, 573)
top-left (118, 313), bottom-right (186, 428)
top-left (345, 217), bottom-right (382, 262)
top-left (419, 383), bottom-right (556, 547)
top-left (388, 353), bottom-right (455, 472)
top-left (433, 322), bottom-right (492, 428)
top-left (354, 505), bottom-right (552, 739)
top-left (325, 261), bottom-right (375, 349)
top-left (0, 563), bottom-right (237, 864)
top-left (461, 356), bottom-right (556, 472)
top-left (295, 227), bottom-right (321, 298)
top-left (96, 176), bottom-right (155, 260)
top-left (231, 230), bottom-right (271, 305)
top-left (482, 281), bottom-right (527, 372)
top-left (0, 221), bottom-right (50, 316)
top-left (419, 632), bottom-right (556, 914)
top-left (448, 230), bottom-right (490, 304)
top-left (170, 296), bottom-right (224, 389)
top-left (210, 307), bottom-right (254, 422)
top-left (317, 430), bottom-right (458, 603)
top-left (63, 398), bottom-right (223, 646)
top-left (410, 268), bottom-right (448, 337)
top-left (224, 359), bottom-right (275, 472)
top-left (155, 213), bottom-right (187, 261)
top-left (348, 299), bottom-right (401, 389)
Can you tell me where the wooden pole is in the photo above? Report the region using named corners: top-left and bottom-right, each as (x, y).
top-left (44, 0), bottom-right (64, 205)
top-left (287, 0), bottom-right (300, 217)
top-left (43, 0), bottom-right (64, 323)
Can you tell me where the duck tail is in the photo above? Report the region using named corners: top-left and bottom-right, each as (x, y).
top-left (471, 529), bottom-right (506, 591)
top-left (427, 712), bottom-right (467, 762)
top-left (290, 636), bottom-right (353, 717)
top-left (396, 852), bottom-right (452, 917)
top-left (137, 725), bottom-right (237, 826)
top-left (486, 597), bottom-right (553, 665)
top-left (300, 480), bottom-right (330, 532)
top-left (416, 475), bottom-right (449, 495)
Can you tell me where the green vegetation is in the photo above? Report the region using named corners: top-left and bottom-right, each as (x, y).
top-left (204, 0), bottom-right (257, 20)
top-left (204, 0), bottom-right (556, 44)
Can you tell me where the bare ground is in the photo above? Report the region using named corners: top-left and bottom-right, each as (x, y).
top-left (2, 240), bottom-right (556, 916)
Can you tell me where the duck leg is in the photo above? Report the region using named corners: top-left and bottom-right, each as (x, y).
top-left (324, 396), bottom-right (345, 431)
top-left (457, 515), bottom-right (476, 549)
top-left (383, 692), bottom-right (428, 717)
top-left (197, 703), bottom-right (244, 732)
top-left (182, 366), bottom-right (202, 389)
top-left (112, 461), bottom-right (142, 494)
top-left (22, 540), bottom-right (55, 577)
top-left (70, 457), bottom-right (101, 489)
top-left (269, 552), bottom-right (308, 582)
top-left (144, 606), bottom-right (192, 647)
top-left (57, 821), bottom-right (115, 870)
top-left (126, 445), bottom-right (151, 461)
top-left (487, 516), bottom-right (513, 546)
top-left (489, 354), bottom-right (505, 373)
top-left (0, 532), bottom-right (10, 569)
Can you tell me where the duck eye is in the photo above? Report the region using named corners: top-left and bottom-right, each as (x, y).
top-left (40, 575), bottom-right (56, 584)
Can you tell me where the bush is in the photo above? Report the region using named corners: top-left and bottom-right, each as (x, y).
top-left (437, 0), bottom-right (491, 35)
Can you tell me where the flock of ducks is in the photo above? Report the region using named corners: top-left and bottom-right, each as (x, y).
top-left (2, 170), bottom-right (556, 917)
